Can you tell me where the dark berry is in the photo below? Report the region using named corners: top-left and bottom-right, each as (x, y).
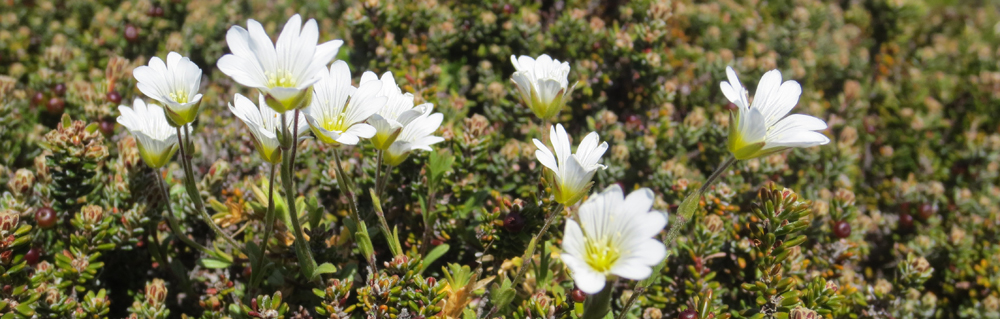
top-left (243, 265), bottom-right (252, 278)
top-left (35, 207), bottom-right (57, 229)
top-left (571, 289), bottom-right (586, 303)
top-left (106, 91), bottom-right (122, 104)
top-left (678, 310), bottom-right (698, 319)
top-left (918, 202), bottom-right (937, 219)
top-left (899, 213), bottom-right (913, 229)
top-left (503, 211), bottom-right (525, 233)
top-left (52, 83), bottom-right (66, 96)
top-left (124, 24), bottom-right (140, 43)
top-left (46, 97), bottom-right (64, 115)
top-left (833, 221), bottom-right (851, 238)
top-left (25, 247), bottom-right (41, 266)
top-left (147, 5), bottom-right (164, 17)
top-left (31, 92), bottom-right (45, 106)
top-left (99, 118), bottom-right (115, 136)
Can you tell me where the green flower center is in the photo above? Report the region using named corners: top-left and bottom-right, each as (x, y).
top-left (583, 235), bottom-right (620, 273)
top-left (266, 70), bottom-right (297, 88)
top-left (169, 90), bottom-right (189, 104)
top-left (323, 113), bottom-right (349, 133)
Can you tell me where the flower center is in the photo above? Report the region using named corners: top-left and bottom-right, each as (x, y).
top-left (169, 90), bottom-right (189, 104)
top-left (323, 113), bottom-right (349, 133)
top-left (583, 235), bottom-right (620, 273)
top-left (266, 70), bottom-right (297, 88)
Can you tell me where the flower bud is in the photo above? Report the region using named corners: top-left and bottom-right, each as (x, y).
top-left (789, 306), bottom-right (817, 319)
top-left (0, 210), bottom-right (19, 235)
top-left (7, 169), bottom-right (35, 198)
top-left (145, 278), bottom-right (168, 307)
top-left (80, 205), bottom-right (105, 228)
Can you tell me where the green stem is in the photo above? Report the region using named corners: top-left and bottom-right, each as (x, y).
top-left (332, 149), bottom-right (362, 226)
top-left (583, 280), bottom-right (616, 319)
top-left (418, 185), bottom-right (438, 255)
top-left (258, 163), bottom-right (278, 256)
top-left (176, 126), bottom-right (241, 249)
top-left (280, 111), bottom-right (317, 280)
top-left (665, 155), bottom-right (737, 244)
top-left (156, 169), bottom-right (211, 255)
top-left (615, 281), bottom-right (644, 319)
top-left (374, 150), bottom-right (384, 197)
top-left (489, 203), bottom-right (563, 313)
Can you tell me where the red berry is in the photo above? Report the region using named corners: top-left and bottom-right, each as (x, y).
top-left (570, 289), bottom-right (586, 303)
top-left (678, 310), bottom-right (698, 319)
top-left (503, 211), bottom-right (525, 233)
top-left (243, 265), bottom-right (252, 278)
top-left (99, 118), bottom-right (115, 136)
top-left (46, 97), bottom-right (64, 115)
top-left (106, 91), bottom-right (122, 104)
top-left (35, 207), bottom-right (57, 229)
top-left (918, 202), bottom-right (937, 219)
top-left (31, 92), bottom-right (45, 106)
top-left (833, 221), bottom-right (851, 238)
top-left (25, 247), bottom-right (41, 266)
top-left (124, 24), bottom-right (140, 43)
top-left (899, 213), bottom-right (913, 229)
top-left (52, 83), bottom-right (66, 97)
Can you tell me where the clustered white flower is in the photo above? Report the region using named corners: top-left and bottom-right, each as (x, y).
top-left (512, 56), bottom-right (829, 296)
top-left (118, 12), bottom-right (830, 307)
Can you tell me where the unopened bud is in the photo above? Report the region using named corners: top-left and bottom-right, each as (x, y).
top-left (0, 210), bottom-right (19, 234)
top-left (80, 205), bottom-right (105, 227)
top-left (145, 278), bottom-right (168, 307)
top-left (7, 169), bottom-right (35, 198)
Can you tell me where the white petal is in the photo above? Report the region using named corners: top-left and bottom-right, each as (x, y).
top-left (533, 139), bottom-right (558, 173)
top-left (750, 69), bottom-right (783, 112)
top-left (761, 80), bottom-right (802, 128)
top-left (561, 254), bottom-right (607, 294)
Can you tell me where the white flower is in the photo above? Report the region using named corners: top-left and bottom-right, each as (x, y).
top-left (361, 71), bottom-right (431, 150)
top-left (303, 61), bottom-right (384, 145)
top-left (117, 98), bottom-right (180, 169)
top-left (561, 184), bottom-right (668, 294)
top-left (229, 93), bottom-right (309, 163)
top-left (533, 124), bottom-right (608, 206)
top-left (383, 106), bottom-right (444, 166)
top-left (218, 14), bottom-right (343, 112)
top-left (720, 66), bottom-right (830, 160)
top-left (133, 52), bottom-right (203, 126)
top-left (511, 54), bottom-right (576, 120)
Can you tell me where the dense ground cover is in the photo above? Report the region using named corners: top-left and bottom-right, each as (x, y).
top-left (1, 0), bottom-right (999, 318)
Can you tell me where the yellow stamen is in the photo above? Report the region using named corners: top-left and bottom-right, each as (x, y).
top-left (265, 70), bottom-right (297, 88)
top-left (583, 235), bottom-right (620, 273)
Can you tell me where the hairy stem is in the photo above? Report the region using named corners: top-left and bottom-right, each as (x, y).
top-left (485, 203), bottom-right (564, 318)
top-left (176, 126), bottom-right (241, 249)
top-left (332, 149), bottom-right (362, 226)
top-left (281, 111), bottom-right (317, 280)
top-left (583, 281), bottom-right (615, 319)
top-left (156, 169), bottom-right (211, 255)
top-left (258, 163), bottom-right (278, 256)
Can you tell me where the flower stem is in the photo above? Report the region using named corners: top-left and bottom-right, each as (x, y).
top-left (332, 149), bottom-right (363, 227)
top-left (176, 126), bottom-right (241, 250)
top-left (374, 150), bottom-right (384, 196)
top-left (583, 280), bottom-right (616, 319)
top-left (667, 155), bottom-right (736, 243)
top-left (155, 169), bottom-right (211, 255)
top-left (418, 184), bottom-right (439, 255)
top-left (280, 111), bottom-right (317, 280)
top-left (615, 281), bottom-right (645, 319)
top-left (258, 163), bottom-right (278, 256)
